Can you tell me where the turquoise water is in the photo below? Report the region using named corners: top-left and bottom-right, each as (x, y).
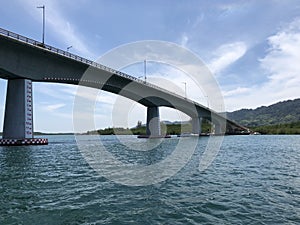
top-left (0, 135), bottom-right (299, 224)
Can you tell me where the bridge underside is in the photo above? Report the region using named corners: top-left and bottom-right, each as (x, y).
top-left (0, 78), bottom-right (249, 142)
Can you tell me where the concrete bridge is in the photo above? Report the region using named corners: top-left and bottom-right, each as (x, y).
top-left (0, 28), bottom-right (249, 144)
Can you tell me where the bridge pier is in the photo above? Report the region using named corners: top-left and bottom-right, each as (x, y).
top-left (146, 106), bottom-right (161, 137)
top-left (0, 79), bottom-right (47, 145)
top-left (191, 117), bottom-right (202, 135)
top-left (138, 106), bottom-right (170, 138)
top-left (213, 122), bottom-right (226, 135)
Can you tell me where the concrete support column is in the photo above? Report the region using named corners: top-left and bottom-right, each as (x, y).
top-left (3, 79), bottom-right (33, 139)
top-left (192, 117), bottom-right (202, 134)
top-left (146, 106), bottom-right (161, 136)
top-left (214, 123), bottom-right (225, 135)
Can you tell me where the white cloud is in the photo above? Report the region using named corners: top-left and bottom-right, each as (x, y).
top-left (258, 18), bottom-right (300, 99)
top-left (180, 33), bottom-right (189, 47)
top-left (43, 103), bottom-right (65, 112)
top-left (208, 42), bottom-right (247, 74)
top-left (224, 18), bottom-right (300, 111)
top-left (223, 87), bottom-right (251, 97)
top-left (260, 19), bottom-right (300, 85)
top-left (34, 83), bottom-right (75, 100)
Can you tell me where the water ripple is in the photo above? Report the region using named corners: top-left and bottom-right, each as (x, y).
top-left (0, 135), bottom-right (299, 224)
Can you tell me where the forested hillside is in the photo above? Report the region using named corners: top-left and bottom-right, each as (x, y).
top-left (227, 99), bottom-right (300, 127)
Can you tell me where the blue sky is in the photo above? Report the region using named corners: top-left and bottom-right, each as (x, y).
top-left (1, 0), bottom-right (300, 132)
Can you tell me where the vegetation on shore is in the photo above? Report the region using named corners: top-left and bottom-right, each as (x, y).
top-left (250, 121), bottom-right (300, 135)
top-left (86, 120), bottom-right (212, 135)
top-left (86, 120), bottom-right (300, 135)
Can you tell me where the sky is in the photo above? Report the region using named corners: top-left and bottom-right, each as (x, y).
top-left (0, 0), bottom-right (300, 132)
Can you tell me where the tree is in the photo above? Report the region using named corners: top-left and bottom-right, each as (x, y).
top-left (137, 120), bottom-right (142, 128)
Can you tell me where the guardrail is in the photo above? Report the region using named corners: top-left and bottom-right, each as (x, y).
top-left (0, 27), bottom-right (207, 109)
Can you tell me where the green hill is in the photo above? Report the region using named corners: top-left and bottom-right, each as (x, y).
top-left (227, 98), bottom-right (300, 127)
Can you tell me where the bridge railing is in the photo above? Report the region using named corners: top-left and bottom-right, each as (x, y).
top-left (0, 27), bottom-right (208, 109)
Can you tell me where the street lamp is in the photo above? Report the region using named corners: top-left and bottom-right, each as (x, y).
top-left (203, 95), bottom-right (209, 108)
top-left (37, 5), bottom-right (45, 45)
top-left (144, 59), bottom-right (147, 83)
top-left (182, 82), bottom-right (187, 98)
top-left (67, 46), bottom-right (73, 52)
top-left (138, 60), bottom-right (147, 82)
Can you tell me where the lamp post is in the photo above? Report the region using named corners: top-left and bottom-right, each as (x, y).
top-left (138, 60), bottom-right (147, 82)
top-left (204, 95), bottom-right (209, 108)
top-left (144, 59), bottom-right (147, 83)
top-left (37, 5), bottom-right (45, 45)
top-left (67, 46), bottom-right (73, 52)
top-left (182, 82), bottom-right (187, 98)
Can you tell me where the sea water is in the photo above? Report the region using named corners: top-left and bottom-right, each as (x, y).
top-left (0, 135), bottom-right (299, 224)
